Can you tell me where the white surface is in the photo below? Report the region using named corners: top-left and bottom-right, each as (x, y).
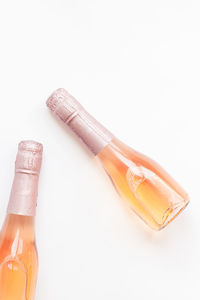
top-left (0, 1), bottom-right (199, 299)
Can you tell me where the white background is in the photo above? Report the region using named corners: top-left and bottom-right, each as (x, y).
top-left (0, 1), bottom-right (199, 299)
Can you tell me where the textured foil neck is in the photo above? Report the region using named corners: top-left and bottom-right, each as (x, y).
top-left (46, 88), bottom-right (114, 155)
top-left (7, 140), bottom-right (43, 216)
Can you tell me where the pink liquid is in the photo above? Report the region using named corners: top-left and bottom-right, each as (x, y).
top-left (98, 138), bottom-right (189, 230)
top-left (0, 215), bottom-right (37, 300)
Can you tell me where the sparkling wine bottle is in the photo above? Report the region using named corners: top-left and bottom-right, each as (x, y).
top-left (46, 88), bottom-right (189, 230)
top-left (0, 141), bottom-right (43, 300)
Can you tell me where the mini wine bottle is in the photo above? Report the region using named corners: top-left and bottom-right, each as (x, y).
top-left (46, 89), bottom-right (189, 230)
top-left (0, 141), bottom-right (43, 300)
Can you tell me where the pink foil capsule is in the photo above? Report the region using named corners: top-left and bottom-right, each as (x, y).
top-left (7, 141), bottom-right (43, 216)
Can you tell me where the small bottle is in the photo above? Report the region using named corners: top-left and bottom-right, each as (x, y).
top-left (0, 141), bottom-right (43, 300)
top-left (46, 88), bottom-right (189, 230)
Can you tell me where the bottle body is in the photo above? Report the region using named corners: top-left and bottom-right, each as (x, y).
top-left (98, 138), bottom-right (189, 230)
top-left (0, 215), bottom-right (38, 300)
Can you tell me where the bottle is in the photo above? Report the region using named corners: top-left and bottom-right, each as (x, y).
top-left (46, 88), bottom-right (189, 230)
top-left (0, 141), bottom-right (43, 300)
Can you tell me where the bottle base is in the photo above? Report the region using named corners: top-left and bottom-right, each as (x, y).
top-left (159, 199), bottom-right (189, 230)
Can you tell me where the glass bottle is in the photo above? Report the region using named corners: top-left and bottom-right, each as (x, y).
top-left (46, 88), bottom-right (189, 230)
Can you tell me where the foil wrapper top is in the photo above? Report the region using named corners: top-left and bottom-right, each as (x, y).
top-left (46, 88), bottom-right (84, 123)
top-left (16, 141), bottom-right (43, 175)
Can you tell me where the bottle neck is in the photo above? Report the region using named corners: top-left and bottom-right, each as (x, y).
top-left (1, 214), bottom-right (35, 242)
top-left (65, 110), bottom-right (114, 155)
top-left (7, 170), bottom-right (39, 217)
